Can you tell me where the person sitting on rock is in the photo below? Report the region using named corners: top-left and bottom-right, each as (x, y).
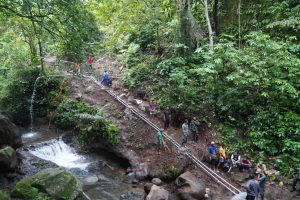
top-left (231, 153), bottom-right (242, 171)
top-left (241, 156), bottom-right (252, 172)
top-left (223, 157), bottom-right (233, 173)
top-left (256, 161), bottom-right (267, 173)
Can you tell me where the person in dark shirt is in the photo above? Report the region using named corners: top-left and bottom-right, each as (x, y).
top-left (208, 141), bottom-right (218, 170)
top-left (246, 174), bottom-right (260, 200)
top-left (163, 107), bottom-right (171, 130)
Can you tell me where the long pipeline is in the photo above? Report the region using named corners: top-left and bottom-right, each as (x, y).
top-left (86, 75), bottom-right (241, 195)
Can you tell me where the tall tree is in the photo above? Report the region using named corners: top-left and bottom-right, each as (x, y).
top-left (176, 0), bottom-right (203, 50)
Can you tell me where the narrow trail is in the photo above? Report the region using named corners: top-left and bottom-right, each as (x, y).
top-left (85, 75), bottom-right (241, 196)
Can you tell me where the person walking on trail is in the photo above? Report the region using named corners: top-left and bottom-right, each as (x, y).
top-left (181, 119), bottom-right (189, 147)
top-left (208, 141), bottom-right (218, 171)
top-left (87, 55), bottom-right (94, 70)
top-left (149, 101), bottom-right (157, 119)
top-left (156, 129), bottom-right (163, 155)
top-left (257, 169), bottom-right (266, 200)
top-left (245, 174), bottom-right (260, 200)
top-left (102, 70), bottom-right (109, 86)
top-left (190, 117), bottom-right (200, 142)
top-left (291, 163), bottom-right (300, 195)
top-left (163, 107), bottom-right (171, 130)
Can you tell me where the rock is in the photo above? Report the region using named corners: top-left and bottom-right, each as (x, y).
top-left (152, 178), bottom-right (162, 186)
top-left (132, 179), bottom-right (139, 184)
top-left (146, 185), bottom-right (169, 200)
top-left (32, 168), bottom-right (83, 200)
top-left (231, 192), bottom-right (247, 200)
top-left (135, 162), bottom-right (149, 180)
top-left (0, 114), bottom-right (21, 148)
top-left (85, 85), bottom-right (95, 93)
top-left (120, 188), bottom-right (145, 200)
top-left (127, 95), bottom-right (135, 103)
top-left (0, 146), bottom-right (18, 172)
top-left (144, 183), bottom-right (153, 194)
top-left (175, 171), bottom-right (206, 200)
top-left (138, 101), bottom-right (150, 111)
top-left (83, 175), bottom-right (98, 186)
top-left (74, 93), bottom-right (82, 100)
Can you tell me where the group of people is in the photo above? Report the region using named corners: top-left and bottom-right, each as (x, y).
top-left (208, 141), bottom-right (268, 199)
top-left (73, 55), bottom-right (111, 86)
top-left (180, 118), bottom-right (200, 147)
top-left (208, 142), bottom-right (253, 173)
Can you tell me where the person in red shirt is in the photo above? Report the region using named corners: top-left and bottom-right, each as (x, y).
top-left (87, 55), bottom-right (94, 69)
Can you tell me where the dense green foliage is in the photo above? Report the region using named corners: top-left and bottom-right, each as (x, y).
top-left (0, 67), bottom-right (61, 125)
top-left (0, 190), bottom-right (10, 200)
top-left (0, 0), bottom-right (299, 176)
top-left (56, 97), bottom-right (120, 146)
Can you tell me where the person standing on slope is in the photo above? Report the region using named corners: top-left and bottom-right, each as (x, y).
top-left (245, 174), bottom-right (260, 200)
top-left (190, 117), bottom-right (200, 143)
top-left (181, 119), bottom-right (189, 147)
top-left (163, 107), bottom-right (171, 130)
top-left (102, 70), bottom-right (109, 86)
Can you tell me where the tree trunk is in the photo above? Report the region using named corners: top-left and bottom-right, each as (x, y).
top-left (203, 0), bottom-right (214, 50)
top-left (213, 0), bottom-right (219, 36)
top-left (176, 0), bottom-right (203, 51)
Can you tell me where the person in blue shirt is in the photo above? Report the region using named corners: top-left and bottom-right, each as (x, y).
top-left (208, 141), bottom-right (218, 170)
top-left (102, 70), bottom-right (109, 86)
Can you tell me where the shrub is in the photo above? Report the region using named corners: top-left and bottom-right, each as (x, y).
top-left (0, 67), bottom-right (61, 126)
top-left (55, 97), bottom-right (120, 146)
top-left (0, 190), bottom-right (10, 200)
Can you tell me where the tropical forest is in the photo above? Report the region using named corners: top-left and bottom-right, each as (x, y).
top-left (0, 0), bottom-right (299, 200)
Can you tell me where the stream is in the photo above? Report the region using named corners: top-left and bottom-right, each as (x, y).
top-left (19, 130), bottom-right (132, 200)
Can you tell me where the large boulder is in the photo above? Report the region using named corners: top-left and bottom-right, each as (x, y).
top-left (175, 171), bottom-right (206, 200)
top-left (135, 162), bottom-right (149, 180)
top-left (0, 114), bottom-right (21, 148)
top-left (146, 185), bottom-right (169, 200)
top-left (0, 146), bottom-right (18, 172)
top-left (32, 168), bottom-right (83, 200)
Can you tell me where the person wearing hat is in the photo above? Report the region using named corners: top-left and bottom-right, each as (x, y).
top-left (256, 161), bottom-right (267, 173)
top-left (208, 141), bottom-right (218, 170)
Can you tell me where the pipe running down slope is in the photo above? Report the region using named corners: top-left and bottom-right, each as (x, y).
top-left (86, 75), bottom-right (241, 196)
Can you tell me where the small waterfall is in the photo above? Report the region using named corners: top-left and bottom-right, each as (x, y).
top-left (30, 77), bottom-right (41, 132)
top-left (29, 138), bottom-right (90, 170)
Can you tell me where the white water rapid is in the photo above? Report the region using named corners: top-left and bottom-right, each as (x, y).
top-left (30, 77), bottom-right (41, 132)
top-left (29, 138), bottom-right (90, 170)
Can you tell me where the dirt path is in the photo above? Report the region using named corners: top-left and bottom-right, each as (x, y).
top-left (68, 55), bottom-right (298, 200)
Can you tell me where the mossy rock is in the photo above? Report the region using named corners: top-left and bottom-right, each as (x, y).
top-left (32, 168), bottom-right (83, 200)
top-left (0, 190), bottom-right (10, 200)
top-left (11, 178), bottom-right (40, 199)
top-left (0, 146), bottom-right (18, 172)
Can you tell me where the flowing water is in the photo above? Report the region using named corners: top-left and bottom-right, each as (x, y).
top-left (21, 132), bottom-right (131, 200)
top-left (29, 77), bottom-right (40, 132)
top-left (29, 138), bottom-right (90, 170)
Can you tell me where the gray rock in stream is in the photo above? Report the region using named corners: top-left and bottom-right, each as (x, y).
top-left (0, 114), bottom-right (21, 148)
